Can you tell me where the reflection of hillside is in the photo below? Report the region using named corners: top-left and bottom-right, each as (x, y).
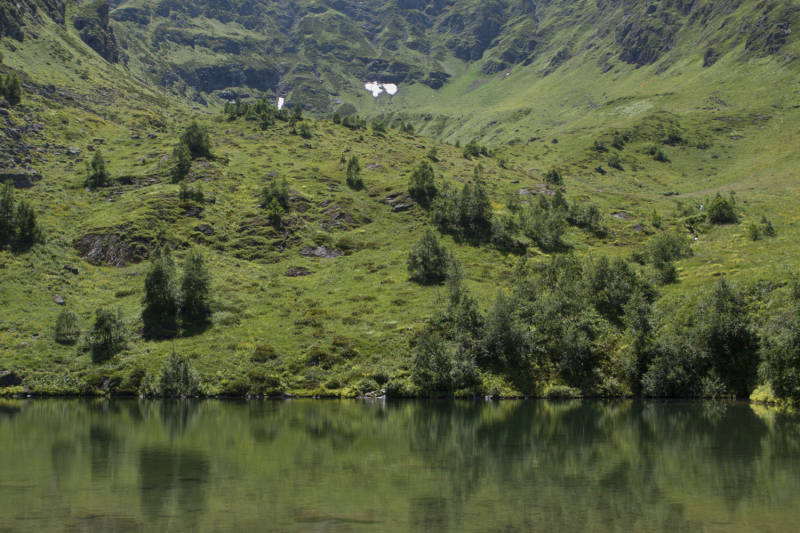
top-left (0, 400), bottom-right (798, 532)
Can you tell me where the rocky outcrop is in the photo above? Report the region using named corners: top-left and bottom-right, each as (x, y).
top-left (165, 64), bottom-right (280, 94)
top-left (73, 1), bottom-right (120, 63)
top-left (0, 0), bottom-right (65, 41)
top-left (0, 170), bottom-right (42, 189)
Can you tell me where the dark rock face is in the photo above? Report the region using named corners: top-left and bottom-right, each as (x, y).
top-left (0, 0), bottom-right (66, 41)
top-left (285, 266), bottom-right (313, 277)
top-left (73, 1), bottom-right (120, 63)
top-left (74, 233), bottom-right (144, 267)
top-left (167, 64), bottom-right (280, 94)
top-left (0, 170), bottom-right (42, 189)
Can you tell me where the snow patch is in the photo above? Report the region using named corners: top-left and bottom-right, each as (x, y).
top-left (364, 81), bottom-right (398, 97)
top-left (277, 97), bottom-right (285, 110)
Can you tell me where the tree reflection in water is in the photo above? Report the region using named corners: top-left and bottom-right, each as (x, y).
top-left (0, 398), bottom-right (796, 533)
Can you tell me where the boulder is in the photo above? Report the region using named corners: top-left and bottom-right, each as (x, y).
top-left (0, 171), bottom-right (42, 189)
top-left (52, 294), bottom-right (65, 306)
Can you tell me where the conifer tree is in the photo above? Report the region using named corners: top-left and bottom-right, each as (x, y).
top-left (180, 249), bottom-right (211, 320)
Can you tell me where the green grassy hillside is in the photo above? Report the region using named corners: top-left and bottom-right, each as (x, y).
top-left (1, 0), bottom-right (800, 401)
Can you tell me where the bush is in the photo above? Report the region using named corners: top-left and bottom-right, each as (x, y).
top-left (178, 182), bottom-right (204, 203)
top-left (54, 309), bottom-right (80, 345)
top-left (371, 120), bottom-right (386, 133)
top-left (607, 154), bottom-right (623, 171)
top-left (298, 122), bottom-right (312, 139)
top-left (157, 351), bottom-right (200, 397)
top-left (760, 215), bottom-right (776, 237)
top-left (407, 229), bottom-right (450, 284)
top-left (181, 249), bottom-right (211, 320)
top-left (260, 177), bottom-right (290, 209)
top-left (707, 193), bottom-right (736, 224)
top-left (760, 303), bottom-right (800, 400)
top-left (292, 103), bottom-right (303, 120)
top-left (427, 146), bottom-right (438, 162)
top-left (85, 150), bottom-right (110, 188)
top-left (180, 121), bottom-right (212, 159)
top-left (747, 222), bottom-right (761, 241)
top-left (266, 197), bottom-right (283, 224)
top-left (332, 112), bottom-right (341, 124)
top-left (411, 330), bottom-right (477, 396)
top-left (171, 143), bottom-right (191, 182)
top-left (251, 344), bottom-right (278, 363)
top-left (544, 168), bottom-right (562, 186)
top-left (1, 73), bottom-right (22, 105)
top-left (431, 179), bottom-right (492, 238)
top-left (346, 155), bottom-right (363, 189)
top-left (593, 140), bottom-right (608, 152)
top-left (408, 160), bottom-right (437, 201)
top-left (0, 183), bottom-right (42, 249)
top-left (88, 307), bottom-right (127, 363)
top-left (645, 230), bottom-right (692, 284)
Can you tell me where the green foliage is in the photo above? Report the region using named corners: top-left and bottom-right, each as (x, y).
top-left (341, 115), bottom-right (367, 130)
top-left (760, 290), bottom-right (800, 400)
top-left (663, 127), bottom-right (685, 146)
top-left (612, 134), bottom-right (626, 150)
top-left (607, 154), bottom-right (623, 171)
top-left (0, 73), bottom-right (22, 105)
top-left (345, 155), bottom-right (363, 189)
top-left (760, 215), bottom-right (777, 237)
top-left (298, 122), bottom-right (312, 139)
top-left (171, 142), bottom-right (192, 182)
top-left (407, 229), bottom-right (450, 284)
top-left (426, 146), bottom-right (438, 162)
top-left (431, 178), bottom-right (492, 238)
top-left (332, 112), bottom-right (341, 124)
top-left (544, 168), bottom-right (562, 185)
top-left (408, 160), bottom-right (437, 201)
top-left (650, 209), bottom-right (662, 229)
top-left (371, 120), bottom-right (386, 133)
top-left (0, 182), bottom-right (16, 246)
top-left (398, 121), bottom-right (415, 134)
top-left (747, 222), bottom-right (761, 241)
top-left (180, 121), bottom-right (212, 159)
top-left (520, 197), bottom-right (566, 250)
top-left (260, 178), bottom-right (290, 209)
top-left (462, 139), bottom-right (491, 160)
top-left (649, 146), bottom-right (670, 162)
top-left (292, 103), bottom-right (303, 120)
top-left (13, 200), bottom-right (42, 249)
top-left (645, 230), bottom-right (693, 284)
top-left (54, 309), bottom-right (80, 345)
top-left (85, 150), bottom-right (110, 188)
top-left (593, 140), bottom-right (608, 152)
top-left (266, 197), bottom-right (283, 224)
top-left (178, 182), bottom-right (204, 203)
top-left (411, 330), bottom-right (477, 396)
top-left (143, 245), bottom-right (179, 318)
top-left (88, 307), bottom-right (127, 363)
top-left (707, 193), bottom-right (737, 224)
top-left (156, 351), bottom-right (201, 397)
top-left (181, 249), bottom-right (211, 320)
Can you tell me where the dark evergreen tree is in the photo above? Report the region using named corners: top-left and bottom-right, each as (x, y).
top-left (85, 150), bottom-right (110, 188)
top-left (89, 307), bottom-right (127, 363)
top-left (143, 245), bottom-right (179, 318)
top-left (180, 121), bottom-right (212, 159)
top-left (171, 142), bottom-right (191, 182)
top-left (0, 181), bottom-right (15, 246)
top-left (407, 229), bottom-right (450, 284)
top-left (181, 249), bottom-right (211, 320)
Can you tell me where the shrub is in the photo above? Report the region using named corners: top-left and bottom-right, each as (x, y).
top-left (612, 134), bottom-right (626, 150)
top-left (346, 155), bottom-right (363, 189)
top-left (653, 148), bottom-right (670, 162)
top-left (178, 182), bottom-right (204, 203)
top-left (707, 193), bottom-right (736, 224)
top-left (88, 307), bottom-right (127, 363)
top-left (407, 229), bottom-right (450, 284)
top-left (298, 122), bottom-right (312, 139)
top-left (544, 168), bottom-right (562, 186)
top-left (181, 249), bottom-right (211, 320)
top-left (266, 197), bottom-right (283, 224)
top-left (260, 178), bottom-right (290, 209)
top-left (2, 73), bottom-right (22, 105)
top-left (760, 302), bottom-right (800, 400)
top-left (431, 179), bottom-right (492, 237)
top-left (427, 146), bottom-right (438, 162)
top-left (292, 103), bottom-right (303, 120)
top-left (747, 222), bottom-right (761, 241)
top-left (607, 154), bottom-right (623, 171)
top-left (663, 127), bottom-right (684, 146)
top-left (650, 209), bottom-right (662, 229)
top-left (408, 160), bottom-right (437, 201)
top-left (251, 344), bottom-right (278, 362)
top-left (645, 230), bottom-right (692, 284)
top-left (760, 215), bottom-right (776, 237)
top-left (54, 309), bottom-right (80, 345)
top-left (371, 120), bottom-right (386, 133)
top-left (332, 112), bottom-right (341, 124)
top-left (157, 351), bottom-right (200, 397)
top-left (180, 121), bottom-right (212, 159)
top-left (593, 140), bottom-right (608, 152)
top-left (85, 150), bottom-right (110, 187)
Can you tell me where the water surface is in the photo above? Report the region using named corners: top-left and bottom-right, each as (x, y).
top-left (0, 399), bottom-right (798, 532)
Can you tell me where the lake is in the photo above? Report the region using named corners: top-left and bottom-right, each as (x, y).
top-left (0, 399), bottom-right (798, 532)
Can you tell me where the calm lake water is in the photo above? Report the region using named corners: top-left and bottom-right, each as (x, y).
top-left (0, 399), bottom-right (798, 533)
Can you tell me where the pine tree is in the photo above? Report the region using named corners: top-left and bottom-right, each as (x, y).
top-left (86, 150), bottom-right (110, 188)
top-left (0, 181), bottom-right (15, 246)
top-left (14, 200), bottom-right (42, 248)
top-left (346, 155), bottom-right (362, 189)
top-left (143, 245), bottom-right (179, 317)
top-left (180, 249), bottom-right (211, 320)
top-left (180, 121), bottom-right (212, 159)
top-left (171, 142), bottom-right (191, 182)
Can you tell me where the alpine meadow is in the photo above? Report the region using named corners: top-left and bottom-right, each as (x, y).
top-left (3, 0), bottom-right (800, 404)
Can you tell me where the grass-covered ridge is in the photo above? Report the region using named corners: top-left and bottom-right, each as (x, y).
top-left (1, 0), bottom-right (800, 401)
